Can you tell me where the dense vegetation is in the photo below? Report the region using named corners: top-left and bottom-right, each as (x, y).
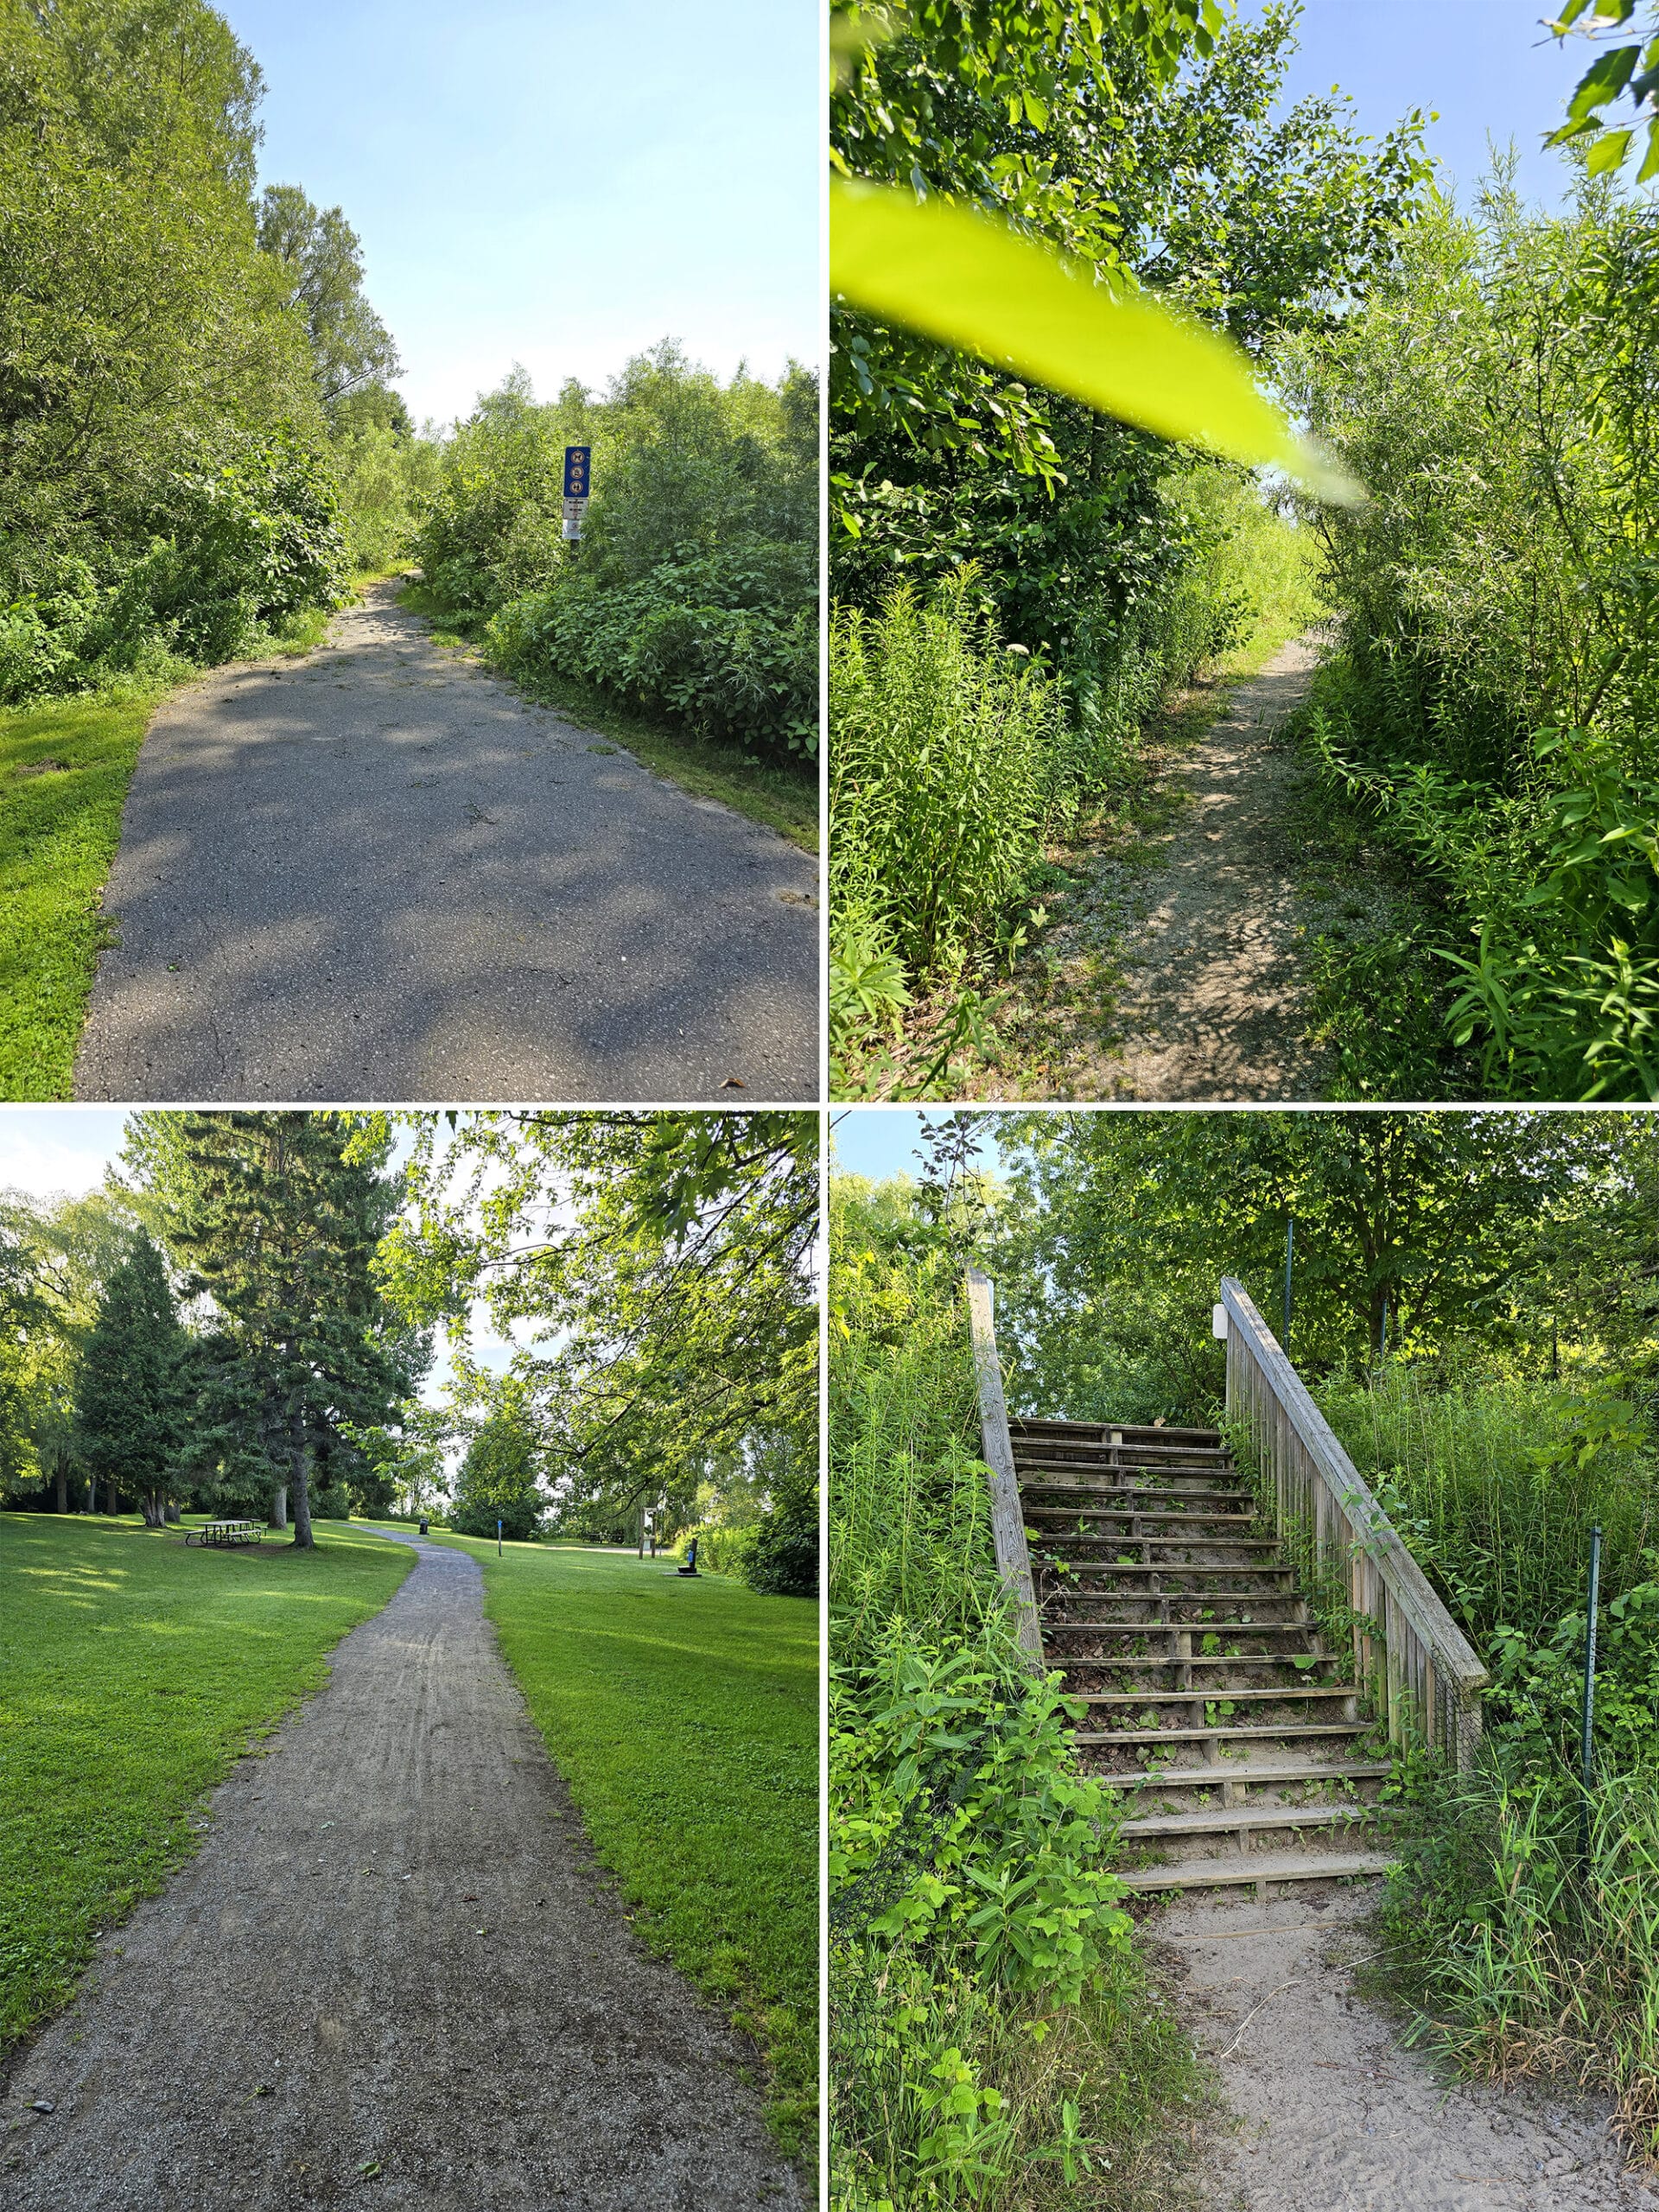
top-left (1280, 173), bottom-right (1659, 1099)
top-left (828, 0), bottom-right (1428, 1090)
top-left (829, 1170), bottom-right (1204, 2212)
top-left (944, 1105), bottom-right (1659, 2160)
top-left (411, 348), bottom-right (817, 765)
top-left (0, 0), bottom-right (416, 703)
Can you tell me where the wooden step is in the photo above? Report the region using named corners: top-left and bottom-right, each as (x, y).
top-left (1025, 1507), bottom-right (1257, 1527)
top-left (1120, 1803), bottom-right (1374, 1840)
top-left (1074, 1720), bottom-right (1375, 1749)
top-left (1066, 1686), bottom-right (1360, 1709)
top-left (1014, 1421), bottom-right (1221, 1444)
top-left (1107, 1757), bottom-right (1393, 1793)
top-left (1042, 1619), bottom-right (1313, 1637)
top-left (1020, 1485), bottom-right (1247, 1506)
top-left (1036, 1537), bottom-right (1279, 1555)
top-left (1118, 1849), bottom-right (1395, 1896)
top-left (1044, 1563), bottom-right (1294, 1580)
top-left (1058, 1656), bottom-right (1332, 1675)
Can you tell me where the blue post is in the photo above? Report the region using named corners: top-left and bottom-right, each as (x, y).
top-left (497, 1516), bottom-right (502, 1559)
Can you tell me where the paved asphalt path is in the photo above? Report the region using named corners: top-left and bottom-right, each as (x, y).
top-left (0, 1531), bottom-right (804, 2211)
top-left (73, 583), bottom-right (818, 1101)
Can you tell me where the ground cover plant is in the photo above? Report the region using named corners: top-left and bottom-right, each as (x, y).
top-left (828, 0), bottom-right (1429, 1096)
top-left (0, 1512), bottom-right (411, 2056)
top-left (436, 1533), bottom-right (818, 2156)
top-left (829, 1167), bottom-right (1207, 2211)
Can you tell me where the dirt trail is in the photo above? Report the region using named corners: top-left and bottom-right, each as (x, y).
top-left (0, 1530), bottom-right (802, 2212)
top-left (1084, 633), bottom-right (1329, 1101)
top-left (1156, 1881), bottom-right (1654, 2212)
top-left (73, 581), bottom-right (817, 1103)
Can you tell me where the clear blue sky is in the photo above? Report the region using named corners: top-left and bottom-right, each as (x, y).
top-left (220, 0), bottom-right (820, 427)
top-left (831, 1110), bottom-right (1003, 1185)
top-left (1249, 0), bottom-right (1607, 211)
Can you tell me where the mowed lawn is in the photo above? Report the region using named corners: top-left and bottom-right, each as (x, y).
top-left (0, 1514), bottom-right (412, 2051)
top-left (437, 1535), bottom-right (819, 2152)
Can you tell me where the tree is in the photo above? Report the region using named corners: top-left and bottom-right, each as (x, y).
top-left (373, 1109), bottom-right (819, 1534)
top-left (73, 1234), bottom-right (188, 1527)
top-left (22, 1188), bottom-right (143, 1512)
top-left (991, 1109), bottom-right (1652, 1420)
top-left (1548, 0), bottom-right (1659, 182)
top-left (130, 1111), bottom-right (416, 1548)
top-left (257, 184), bottom-right (401, 410)
top-left (451, 1405), bottom-right (543, 1541)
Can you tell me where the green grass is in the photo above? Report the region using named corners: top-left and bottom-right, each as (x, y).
top-left (0, 683), bottom-right (169, 1100)
top-left (397, 580), bottom-right (818, 853)
top-left (429, 1532), bottom-right (818, 2158)
top-left (0, 1512), bottom-right (412, 2051)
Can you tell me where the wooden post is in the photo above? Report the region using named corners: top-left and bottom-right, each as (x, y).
top-left (964, 1269), bottom-right (1045, 1669)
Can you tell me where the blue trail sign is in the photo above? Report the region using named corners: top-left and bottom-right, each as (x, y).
top-left (563, 445), bottom-right (591, 499)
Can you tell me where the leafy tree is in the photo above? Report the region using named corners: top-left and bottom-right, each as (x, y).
top-left (373, 1109), bottom-right (819, 1537)
top-left (73, 1233), bottom-right (188, 1526)
top-left (0, 1199), bottom-right (43, 1494)
top-left (130, 1111), bottom-right (416, 1547)
top-left (990, 1109), bottom-right (1656, 1419)
top-left (1548, 0), bottom-right (1659, 181)
top-left (451, 1405), bottom-right (543, 1541)
top-left (257, 183), bottom-right (401, 410)
top-left (18, 1188), bottom-right (143, 1511)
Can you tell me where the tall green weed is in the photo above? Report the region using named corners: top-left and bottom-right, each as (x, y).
top-left (829, 1176), bottom-right (1205, 2210)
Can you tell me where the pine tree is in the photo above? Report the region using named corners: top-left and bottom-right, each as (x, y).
top-left (157, 1112), bottom-right (412, 1548)
top-left (74, 1234), bottom-right (188, 1527)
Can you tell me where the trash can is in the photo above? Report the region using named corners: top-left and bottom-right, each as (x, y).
top-left (419, 1516), bottom-right (429, 1535)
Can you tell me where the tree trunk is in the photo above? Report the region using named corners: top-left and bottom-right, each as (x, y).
top-left (54, 1468), bottom-right (67, 1515)
top-left (164, 1501), bottom-right (180, 1525)
top-left (270, 1486), bottom-right (288, 1530)
top-left (141, 1491), bottom-right (165, 1529)
top-left (289, 1417), bottom-right (314, 1549)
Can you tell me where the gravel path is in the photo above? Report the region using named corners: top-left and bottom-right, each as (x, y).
top-left (1089, 634), bottom-right (1330, 1101)
top-left (0, 1530), bottom-right (803, 2211)
top-left (73, 583), bottom-right (817, 1102)
top-left (1157, 1882), bottom-right (1656, 2212)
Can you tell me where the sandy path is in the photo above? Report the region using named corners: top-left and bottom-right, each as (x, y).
top-left (73, 582), bottom-right (817, 1103)
top-left (1089, 634), bottom-right (1328, 1101)
top-left (0, 1531), bottom-right (802, 2211)
top-left (1156, 1882), bottom-right (1655, 2212)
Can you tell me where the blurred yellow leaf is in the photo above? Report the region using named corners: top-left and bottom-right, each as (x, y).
top-left (831, 176), bottom-right (1362, 506)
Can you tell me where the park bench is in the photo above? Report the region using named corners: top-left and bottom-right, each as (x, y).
top-left (185, 1519), bottom-right (265, 1549)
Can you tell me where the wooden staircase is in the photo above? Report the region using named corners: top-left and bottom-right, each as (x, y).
top-left (1011, 1415), bottom-right (1399, 1902)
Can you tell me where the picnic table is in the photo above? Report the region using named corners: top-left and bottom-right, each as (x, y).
top-left (185, 1519), bottom-right (265, 1548)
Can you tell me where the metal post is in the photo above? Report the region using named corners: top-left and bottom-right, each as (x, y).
top-left (1283, 1217), bottom-right (1294, 1354)
top-left (497, 1516), bottom-right (503, 1559)
top-left (1580, 1522), bottom-right (1602, 1861)
top-left (1380, 1297), bottom-right (1389, 1361)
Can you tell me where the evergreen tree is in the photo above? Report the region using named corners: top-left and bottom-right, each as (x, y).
top-left (149, 1112), bottom-right (413, 1548)
top-left (74, 1234), bottom-right (188, 1527)
top-left (451, 1407), bottom-right (543, 1541)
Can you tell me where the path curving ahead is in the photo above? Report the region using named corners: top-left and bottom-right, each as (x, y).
top-left (72, 583), bottom-right (818, 1103)
top-left (0, 1531), bottom-right (804, 2211)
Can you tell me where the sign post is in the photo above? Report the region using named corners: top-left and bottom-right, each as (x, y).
top-left (497, 1516), bottom-right (503, 1559)
top-left (563, 445), bottom-right (591, 541)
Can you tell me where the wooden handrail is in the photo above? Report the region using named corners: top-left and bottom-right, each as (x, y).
top-left (964, 1268), bottom-right (1045, 1667)
top-left (1218, 1274), bottom-right (1488, 1768)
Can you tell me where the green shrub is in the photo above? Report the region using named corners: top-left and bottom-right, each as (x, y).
top-left (411, 347), bottom-right (817, 762)
top-left (1280, 181), bottom-right (1659, 1096)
